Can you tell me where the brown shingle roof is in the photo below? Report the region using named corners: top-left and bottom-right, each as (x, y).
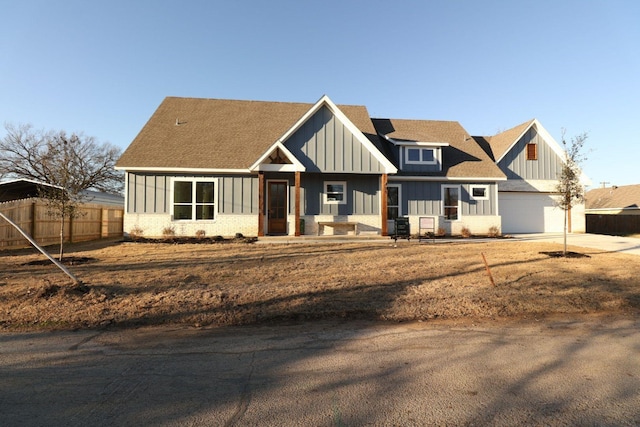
top-left (372, 118), bottom-right (506, 179)
top-left (116, 97), bottom-right (376, 170)
top-left (586, 185), bottom-right (640, 210)
top-left (484, 119), bottom-right (535, 161)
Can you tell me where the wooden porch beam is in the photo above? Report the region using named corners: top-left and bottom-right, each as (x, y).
top-left (258, 172), bottom-right (265, 236)
top-left (294, 171), bottom-right (301, 236)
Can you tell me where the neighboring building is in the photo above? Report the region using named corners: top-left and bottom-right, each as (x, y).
top-left (0, 178), bottom-right (124, 248)
top-left (0, 178), bottom-right (124, 206)
top-left (115, 95), bottom-right (586, 238)
top-left (585, 184), bottom-right (640, 235)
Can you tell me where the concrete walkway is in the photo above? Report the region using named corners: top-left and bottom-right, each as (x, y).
top-left (513, 233), bottom-right (640, 256)
top-left (256, 233), bottom-right (640, 256)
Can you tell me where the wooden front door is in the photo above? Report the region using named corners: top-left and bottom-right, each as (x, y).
top-left (268, 181), bottom-right (287, 234)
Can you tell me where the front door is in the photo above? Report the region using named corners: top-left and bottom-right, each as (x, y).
top-left (268, 181), bottom-right (288, 234)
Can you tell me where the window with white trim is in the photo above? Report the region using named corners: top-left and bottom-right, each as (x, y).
top-left (324, 181), bottom-right (346, 204)
top-left (172, 178), bottom-right (216, 220)
top-left (442, 185), bottom-right (460, 221)
top-left (470, 185), bottom-right (489, 201)
top-left (405, 147), bottom-right (437, 165)
top-left (387, 184), bottom-right (401, 220)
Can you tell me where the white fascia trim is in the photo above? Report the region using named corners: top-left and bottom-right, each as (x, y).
top-left (495, 119), bottom-right (535, 163)
top-left (0, 177), bottom-right (62, 189)
top-left (534, 120), bottom-right (592, 186)
top-left (388, 176), bottom-right (507, 182)
top-left (249, 141), bottom-right (306, 172)
top-left (115, 166), bottom-right (252, 174)
top-left (254, 164), bottom-right (301, 172)
top-left (390, 138), bottom-right (449, 147)
top-left (494, 118), bottom-right (576, 167)
top-left (532, 119), bottom-right (570, 162)
top-left (276, 95), bottom-right (398, 174)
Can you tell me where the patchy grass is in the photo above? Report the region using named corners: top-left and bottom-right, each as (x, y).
top-left (0, 238), bottom-right (639, 330)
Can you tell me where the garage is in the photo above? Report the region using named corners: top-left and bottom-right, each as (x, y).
top-left (499, 192), bottom-right (565, 233)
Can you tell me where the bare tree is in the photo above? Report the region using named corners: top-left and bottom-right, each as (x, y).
top-left (0, 123), bottom-right (123, 259)
top-left (556, 130), bottom-right (588, 255)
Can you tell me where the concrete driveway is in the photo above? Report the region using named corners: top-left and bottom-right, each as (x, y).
top-left (514, 233), bottom-right (640, 256)
top-left (2, 318), bottom-right (639, 426)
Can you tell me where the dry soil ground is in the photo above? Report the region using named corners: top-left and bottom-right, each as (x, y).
top-left (1, 238), bottom-right (639, 330)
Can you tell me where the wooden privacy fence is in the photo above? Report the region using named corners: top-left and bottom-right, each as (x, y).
top-left (0, 198), bottom-right (123, 249)
top-left (586, 213), bottom-right (640, 235)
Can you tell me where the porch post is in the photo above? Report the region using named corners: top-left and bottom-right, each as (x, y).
top-left (258, 172), bottom-right (265, 237)
top-left (294, 171), bottom-right (301, 236)
top-left (381, 174), bottom-right (388, 236)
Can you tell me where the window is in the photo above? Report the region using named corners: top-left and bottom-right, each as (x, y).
top-left (442, 185), bottom-right (460, 221)
top-left (324, 181), bottom-right (346, 204)
top-left (387, 185), bottom-right (401, 220)
top-left (470, 185), bottom-right (489, 200)
top-left (526, 143), bottom-right (538, 160)
top-left (405, 147), bottom-right (437, 165)
top-left (172, 178), bottom-right (216, 220)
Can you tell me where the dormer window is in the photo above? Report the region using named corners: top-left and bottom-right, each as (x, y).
top-left (405, 147), bottom-right (438, 165)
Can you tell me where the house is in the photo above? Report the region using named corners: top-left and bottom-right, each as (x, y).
top-left (477, 119), bottom-right (588, 233)
top-left (585, 184), bottom-right (640, 235)
top-left (115, 95), bottom-right (585, 238)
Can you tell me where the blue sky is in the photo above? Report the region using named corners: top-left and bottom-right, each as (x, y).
top-left (1, 0), bottom-right (639, 187)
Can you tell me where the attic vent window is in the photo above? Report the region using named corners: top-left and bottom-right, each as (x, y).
top-left (268, 148), bottom-right (291, 164)
top-left (526, 143), bottom-right (538, 160)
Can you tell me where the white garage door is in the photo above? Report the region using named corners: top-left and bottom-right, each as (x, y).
top-left (500, 192), bottom-right (565, 233)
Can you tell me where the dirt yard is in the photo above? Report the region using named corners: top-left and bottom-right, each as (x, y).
top-left (1, 238), bottom-right (639, 330)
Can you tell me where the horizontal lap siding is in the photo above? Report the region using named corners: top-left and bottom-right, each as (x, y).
top-left (126, 172), bottom-right (258, 215)
top-left (499, 128), bottom-right (563, 180)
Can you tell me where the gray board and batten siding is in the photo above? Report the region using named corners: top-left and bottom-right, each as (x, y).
top-left (285, 106), bottom-right (387, 174)
top-left (126, 173), bottom-right (259, 215)
top-left (498, 127), bottom-right (564, 180)
top-left (398, 181), bottom-right (498, 217)
top-left (301, 174), bottom-right (380, 216)
top-left (126, 171), bottom-right (381, 218)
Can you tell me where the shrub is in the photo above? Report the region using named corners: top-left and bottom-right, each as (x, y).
top-left (461, 226), bottom-right (472, 238)
top-left (488, 225), bottom-right (501, 238)
top-left (129, 225), bottom-right (144, 239)
top-left (162, 226), bottom-right (176, 238)
top-left (436, 227), bottom-right (446, 237)
top-left (195, 229), bottom-right (206, 239)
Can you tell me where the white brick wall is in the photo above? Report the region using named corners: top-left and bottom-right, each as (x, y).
top-left (404, 215), bottom-right (502, 236)
top-left (124, 213), bottom-right (257, 238)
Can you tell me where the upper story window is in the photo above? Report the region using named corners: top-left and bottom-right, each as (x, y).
top-left (405, 147), bottom-right (438, 165)
top-left (172, 178), bottom-right (217, 221)
top-left (526, 143), bottom-right (538, 160)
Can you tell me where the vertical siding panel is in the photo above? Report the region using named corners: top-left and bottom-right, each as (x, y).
top-left (134, 175), bottom-right (145, 213)
top-left (335, 122), bottom-right (344, 171)
top-left (126, 173), bottom-right (135, 213)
